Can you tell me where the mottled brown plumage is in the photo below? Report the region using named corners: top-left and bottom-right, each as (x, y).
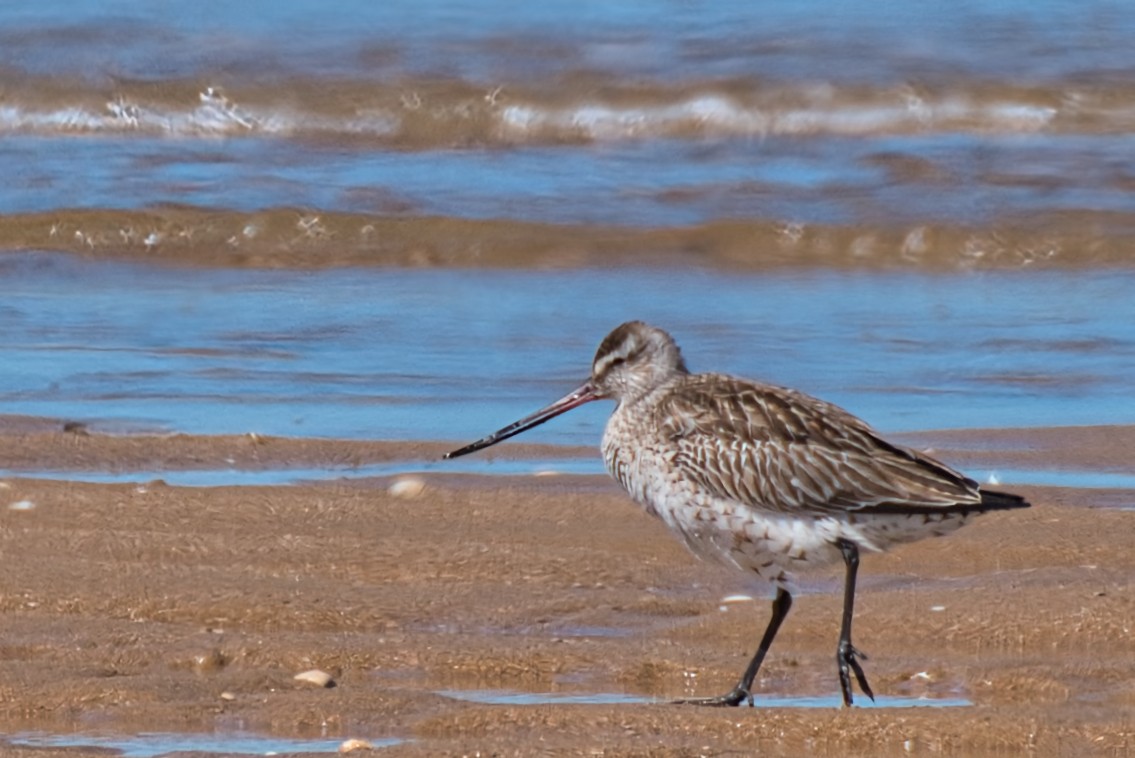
top-left (653, 374), bottom-right (983, 514)
top-left (446, 320), bottom-right (1030, 707)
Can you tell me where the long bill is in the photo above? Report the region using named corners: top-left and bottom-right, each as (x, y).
top-left (443, 381), bottom-right (599, 459)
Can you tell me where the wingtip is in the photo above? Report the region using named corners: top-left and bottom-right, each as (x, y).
top-left (978, 488), bottom-right (1032, 510)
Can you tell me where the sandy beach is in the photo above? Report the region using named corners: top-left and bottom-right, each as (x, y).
top-left (0, 421), bottom-right (1132, 756)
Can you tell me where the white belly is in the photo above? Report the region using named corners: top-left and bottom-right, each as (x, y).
top-left (602, 421), bottom-right (969, 589)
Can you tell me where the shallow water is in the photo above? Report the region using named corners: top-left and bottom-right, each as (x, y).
top-left (4, 730), bottom-right (399, 756)
top-left (1, 4), bottom-right (1132, 494)
top-left (6, 134), bottom-right (1135, 231)
top-left (3, 1), bottom-right (1135, 262)
top-left (6, 461), bottom-right (1135, 492)
top-left (974, 468), bottom-right (1135, 490)
top-left (439, 689), bottom-right (970, 709)
top-left (0, 457), bottom-right (602, 487)
top-left (8, 0), bottom-right (1131, 84)
top-left (4, 253), bottom-right (1135, 444)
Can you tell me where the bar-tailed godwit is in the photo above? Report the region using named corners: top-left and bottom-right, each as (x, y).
top-left (445, 321), bottom-right (1030, 707)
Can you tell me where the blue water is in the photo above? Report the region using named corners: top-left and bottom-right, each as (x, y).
top-left (0, 457), bottom-right (603, 487)
top-left (5, 0), bottom-right (1131, 82)
top-left (6, 461), bottom-right (1135, 491)
top-left (3, 1), bottom-right (1134, 232)
top-left (3, 254), bottom-right (1135, 444)
top-left (5, 730), bottom-right (400, 756)
top-left (6, 134), bottom-right (1134, 228)
top-left (2, 1), bottom-right (1133, 459)
top-left (439, 689), bottom-right (970, 709)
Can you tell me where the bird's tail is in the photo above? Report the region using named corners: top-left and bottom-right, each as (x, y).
top-left (978, 489), bottom-right (1031, 511)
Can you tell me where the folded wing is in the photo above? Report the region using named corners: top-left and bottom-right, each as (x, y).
top-left (656, 375), bottom-right (990, 516)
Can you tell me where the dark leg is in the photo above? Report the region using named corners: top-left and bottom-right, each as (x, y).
top-left (673, 587), bottom-right (792, 707)
top-left (836, 538), bottom-right (875, 706)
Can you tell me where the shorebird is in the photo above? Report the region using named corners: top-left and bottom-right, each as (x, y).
top-left (445, 321), bottom-right (1030, 707)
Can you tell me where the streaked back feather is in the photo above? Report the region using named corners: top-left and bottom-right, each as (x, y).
top-left (654, 374), bottom-right (985, 516)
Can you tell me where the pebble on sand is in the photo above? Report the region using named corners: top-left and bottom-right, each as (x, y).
top-left (294, 669), bottom-right (336, 688)
top-left (339, 738), bottom-right (376, 753)
top-left (387, 477), bottom-right (425, 499)
top-left (192, 649), bottom-right (227, 674)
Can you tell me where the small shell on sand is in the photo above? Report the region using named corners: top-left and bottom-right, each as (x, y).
top-left (387, 477), bottom-right (425, 499)
top-left (193, 649), bottom-right (227, 673)
top-left (219, 691), bottom-right (237, 701)
top-left (339, 738), bottom-right (375, 753)
top-left (294, 668), bottom-right (336, 688)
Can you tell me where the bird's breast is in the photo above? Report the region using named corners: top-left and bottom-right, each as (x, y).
top-left (601, 405), bottom-right (671, 507)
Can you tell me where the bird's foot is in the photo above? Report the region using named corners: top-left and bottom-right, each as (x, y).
top-left (672, 684), bottom-right (753, 708)
top-left (837, 642), bottom-right (875, 706)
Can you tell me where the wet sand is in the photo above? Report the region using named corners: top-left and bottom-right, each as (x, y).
top-left (5, 207), bottom-right (1135, 270)
top-left (1, 423), bottom-right (1133, 756)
